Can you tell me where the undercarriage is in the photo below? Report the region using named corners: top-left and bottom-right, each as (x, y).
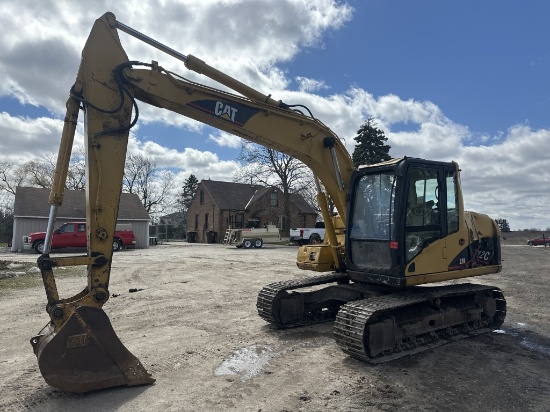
top-left (257, 274), bottom-right (506, 362)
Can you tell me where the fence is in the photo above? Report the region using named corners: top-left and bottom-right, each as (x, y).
top-left (149, 224), bottom-right (187, 243)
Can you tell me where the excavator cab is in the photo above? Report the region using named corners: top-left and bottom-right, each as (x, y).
top-left (346, 157), bottom-right (501, 287)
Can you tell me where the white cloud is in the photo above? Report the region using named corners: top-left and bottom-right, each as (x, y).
top-left (295, 76), bottom-right (329, 92)
top-left (208, 131), bottom-right (243, 149)
top-left (0, 113), bottom-right (83, 164)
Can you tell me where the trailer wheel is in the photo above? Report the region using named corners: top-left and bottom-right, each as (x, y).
top-left (253, 238), bottom-right (263, 248)
top-left (243, 239), bottom-right (253, 249)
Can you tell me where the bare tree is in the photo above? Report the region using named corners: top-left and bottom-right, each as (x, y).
top-left (123, 154), bottom-right (174, 214)
top-left (234, 142), bottom-right (312, 236)
top-left (22, 157), bottom-right (55, 188)
top-left (0, 148), bottom-right (86, 198)
top-left (0, 161), bottom-right (26, 196)
top-left (66, 147), bottom-right (86, 190)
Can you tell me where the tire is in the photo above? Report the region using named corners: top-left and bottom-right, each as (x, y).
top-left (33, 240), bottom-right (45, 254)
top-left (112, 239), bottom-right (122, 252)
top-left (309, 234), bottom-right (322, 245)
top-left (546, 242), bottom-right (550, 247)
top-left (243, 239), bottom-right (253, 249)
top-left (253, 238), bottom-right (263, 248)
top-left (527, 241), bottom-right (533, 246)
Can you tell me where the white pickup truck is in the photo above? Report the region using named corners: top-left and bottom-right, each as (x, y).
top-left (289, 221), bottom-right (325, 246)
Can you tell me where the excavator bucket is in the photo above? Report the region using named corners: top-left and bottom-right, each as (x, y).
top-left (31, 306), bottom-right (155, 393)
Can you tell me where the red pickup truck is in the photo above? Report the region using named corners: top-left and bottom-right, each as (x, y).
top-left (23, 222), bottom-right (136, 254)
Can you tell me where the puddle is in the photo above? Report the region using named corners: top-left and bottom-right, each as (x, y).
top-left (520, 339), bottom-right (550, 357)
top-left (214, 344), bottom-right (274, 380)
top-left (494, 324), bottom-right (550, 357)
top-left (214, 338), bottom-right (330, 380)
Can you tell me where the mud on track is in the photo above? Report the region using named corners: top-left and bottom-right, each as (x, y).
top-left (0, 243), bottom-right (549, 411)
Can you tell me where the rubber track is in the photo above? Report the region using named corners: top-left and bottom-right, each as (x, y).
top-left (334, 283), bottom-right (506, 363)
top-left (257, 273), bottom-right (349, 328)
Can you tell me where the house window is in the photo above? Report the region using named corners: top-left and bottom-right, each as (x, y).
top-left (200, 190), bottom-right (204, 204)
top-left (194, 214), bottom-right (199, 231)
top-left (270, 192), bottom-right (278, 206)
top-left (204, 213), bottom-right (209, 230)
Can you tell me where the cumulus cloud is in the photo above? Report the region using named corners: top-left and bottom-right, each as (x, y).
top-left (208, 131), bottom-right (243, 149)
top-left (0, 113), bottom-right (82, 163)
top-left (295, 76), bottom-right (330, 92)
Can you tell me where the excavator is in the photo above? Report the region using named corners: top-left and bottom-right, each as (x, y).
top-left (31, 12), bottom-right (506, 392)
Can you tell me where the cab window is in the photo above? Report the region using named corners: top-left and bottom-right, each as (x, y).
top-left (405, 168), bottom-right (441, 262)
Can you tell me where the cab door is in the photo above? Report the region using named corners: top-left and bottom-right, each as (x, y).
top-left (403, 164), bottom-right (448, 277)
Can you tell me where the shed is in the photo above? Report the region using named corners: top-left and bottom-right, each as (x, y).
top-left (11, 187), bottom-right (150, 251)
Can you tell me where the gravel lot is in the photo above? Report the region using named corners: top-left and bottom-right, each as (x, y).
top-left (1, 240), bottom-right (549, 412)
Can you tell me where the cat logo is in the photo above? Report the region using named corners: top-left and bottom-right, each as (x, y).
top-left (187, 99), bottom-right (258, 127)
top-left (215, 101), bottom-right (237, 122)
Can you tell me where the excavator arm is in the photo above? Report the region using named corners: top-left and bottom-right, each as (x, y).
top-left (32, 12), bottom-right (353, 392)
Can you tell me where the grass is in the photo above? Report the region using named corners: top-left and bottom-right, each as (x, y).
top-left (0, 261), bottom-right (83, 295)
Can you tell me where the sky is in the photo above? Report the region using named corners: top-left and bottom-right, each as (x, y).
top-left (0, 0), bottom-right (548, 230)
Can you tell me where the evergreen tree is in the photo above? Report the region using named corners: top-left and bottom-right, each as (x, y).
top-left (352, 118), bottom-right (391, 167)
top-left (180, 174), bottom-right (199, 211)
top-left (495, 218), bottom-right (511, 232)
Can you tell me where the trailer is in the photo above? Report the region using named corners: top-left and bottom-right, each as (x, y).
top-left (222, 225), bottom-right (281, 248)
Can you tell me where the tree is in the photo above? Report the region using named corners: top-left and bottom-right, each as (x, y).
top-left (21, 157), bottom-right (55, 189)
top-left (123, 154), bottom-right (174, 215)
top-left (178, 174), bottom-right (199, 229)
top-left (495, 218), bottom-right (511, 233)
top-left (180, 174), bottom-right (199, 211)
top-left (0, 150), bottom-right (86, 197)
top-left (352, 118), bottom-right (391, 167)
top-left (0, 204), bottom-right (13, 244)
top-left (0, 161), bottom-right (26, 195)
top-left (234, 142), bottom-right (311, 236)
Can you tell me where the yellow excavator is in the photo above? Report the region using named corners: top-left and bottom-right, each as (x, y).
top-left (31, 12), bottom-right (506, 392)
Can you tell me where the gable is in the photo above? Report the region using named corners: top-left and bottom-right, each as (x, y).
top-left (13, 187), bottom-right (149, 220)
top-left (201, 180), bottom-right (260, 210)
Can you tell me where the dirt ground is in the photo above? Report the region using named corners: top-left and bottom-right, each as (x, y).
top-left (1, 237), bottom-right (549, 412)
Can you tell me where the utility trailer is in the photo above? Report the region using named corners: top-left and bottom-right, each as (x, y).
top-left (223, 225), bottom-right (281, 248)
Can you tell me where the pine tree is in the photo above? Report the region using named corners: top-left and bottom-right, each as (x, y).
top-left (351, 118), bottom-right (391, 167)
top-left (495, 218), bottom-right (511, 232)
top-left (180, 174), bottom-right (199, 212)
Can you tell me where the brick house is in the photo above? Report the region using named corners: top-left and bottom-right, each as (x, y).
top-left (186, 180), bottom-right (318, 243)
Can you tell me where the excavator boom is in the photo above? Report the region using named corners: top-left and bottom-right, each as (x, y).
top-left (32, 12), bottom-right (352, 392)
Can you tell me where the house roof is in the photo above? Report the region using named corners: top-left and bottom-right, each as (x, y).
top-left (13, 187), bottom-right (150, 220)
top-left (289, 193), bottom-right (317, 214)
top-left (202, 180), bottom-right (259, 211)
top-left (200, 180), bottom-right (316, 214)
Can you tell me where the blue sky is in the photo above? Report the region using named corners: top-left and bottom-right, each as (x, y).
top-left (0, 0), bottom-right (548, 230)
top-left (284, 1), bottom-right (549, 134)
